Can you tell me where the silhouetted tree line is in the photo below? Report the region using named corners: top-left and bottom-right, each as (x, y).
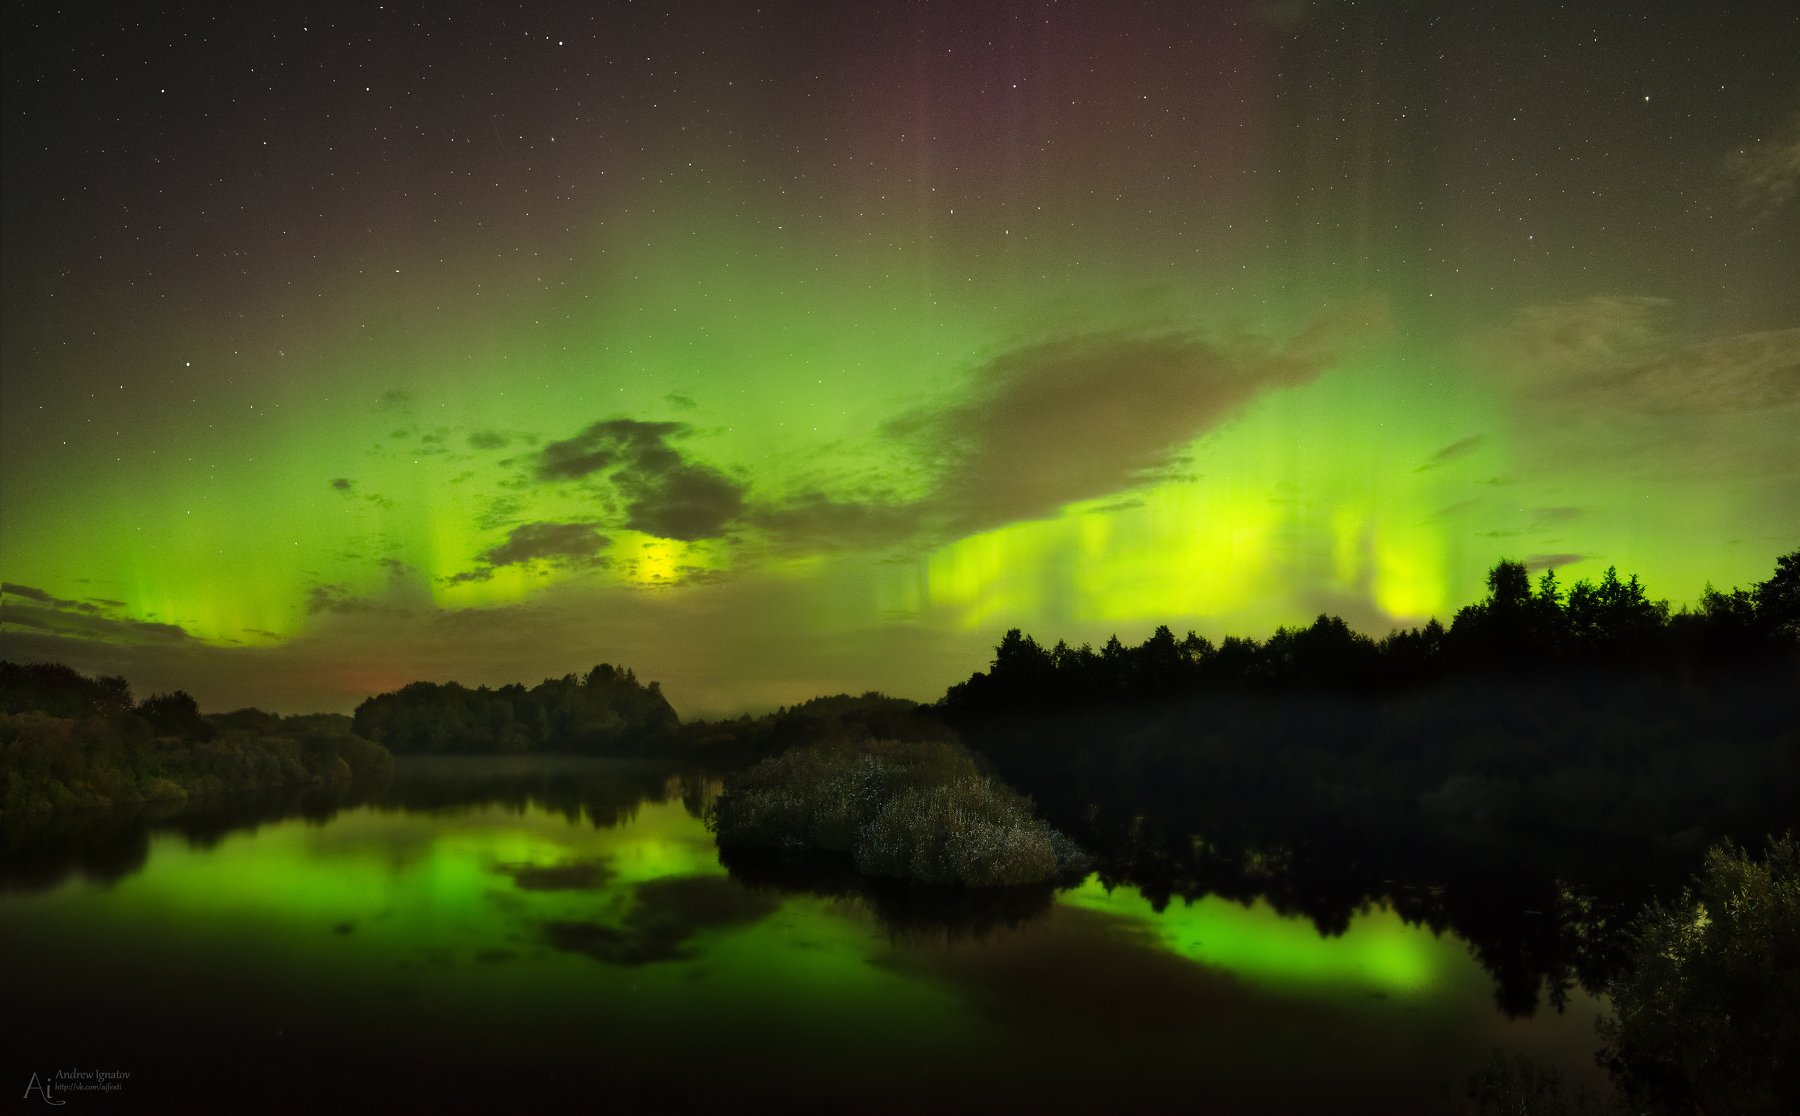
top-left (676, 692), bottom-right (956, 760)
top-left (1, 661), bottom-right (392, 817)
top-left (367, 755), bottom-right (707, 829)
top-left (350, 663), bottom-right (679, 755)
top-left (0, 661), bottom-right (217, 741)
top-left (941, 552), bottom-right (1799, 718)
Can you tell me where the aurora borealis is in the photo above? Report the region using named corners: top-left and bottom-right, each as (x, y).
top-left (2, 1), bottom-right (1796, 714)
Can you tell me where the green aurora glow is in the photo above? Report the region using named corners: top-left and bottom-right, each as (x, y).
top-left (2, 2), bottom-right (1795, 712)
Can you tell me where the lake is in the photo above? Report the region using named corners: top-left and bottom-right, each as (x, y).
top-left (1, 757), bottom-right (1611, 1112)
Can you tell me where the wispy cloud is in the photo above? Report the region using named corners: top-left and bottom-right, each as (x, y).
top-left (0, 583), bottom-right (197, 645)
top-left (1415, 435), bottom-right (1485, 472)
top-left (1725, 109), bottom-right (1800, 228)
top-left (1489, 296), bottom-right (1800, 485)
top-left (1499, 296), bottom-right (1800, 415)
top-left (1526, 553), bottom-right (1586, 572)
top-left (447, 521), bottom-right (611, 584)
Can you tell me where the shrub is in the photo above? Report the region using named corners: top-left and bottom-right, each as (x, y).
top-left (139, 776), bottom-right (189, 803)
top-left (856, 779), bottom-right (1068, 886)
top-left (711, 740), bottom-right (1086, 887)
top-left (1599, 834), bottom-right (1800, 1115)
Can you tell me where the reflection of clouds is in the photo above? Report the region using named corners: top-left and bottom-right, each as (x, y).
top-left (542, 875), bottom-right (777, 966)
top-left (496, 859), bottom-right (616, 892)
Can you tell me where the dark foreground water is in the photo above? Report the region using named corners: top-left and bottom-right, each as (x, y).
top-left (1, 758), bottom-right (1609, 1113)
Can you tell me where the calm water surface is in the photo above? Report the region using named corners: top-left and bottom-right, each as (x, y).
top-left (1, 759), bottom-right (1609, 1112)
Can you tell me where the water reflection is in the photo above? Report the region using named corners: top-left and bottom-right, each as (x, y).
top-left (0, 753), bottom-right (1657, 1019)
top-left (544, 875), bottom-right (780, 965)
top-left (0, 757), bottom-right (712, 895)
top-left (0, 758), bottom-right (1619, 1113)
top-left (719, 844), bottom-right (1059, 943)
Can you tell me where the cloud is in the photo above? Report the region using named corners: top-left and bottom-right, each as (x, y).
top-left (1499, 297), bottom-right (1800, 414)
top-left (1725, 109), bottom-right (1800, 227)
top-left (752, 314), bottom-right (1370, 551)
top-left (888, 330), bottom-right (1331, 531)
top-left (331, 477), bottom-right (355, 492)
top-left (1422, 498), bottom-right (1482, 524)
top-left (664, 393), bottom-right (698, 411)
top-left (447, 521), bottom-right (611, 584)
top-left (1415, 435), bottom-right (1485, 472)
top-left (1088, 499), bottom-right (1146, 515)
top-left (1526, 553), bottom-right (1586, 572)
top-left (0, 583), bottom-right (196, 646)
top-left (751, 491), bottom-right (926, 554)
top-left (468, 430), bottom-right (511, 450)
top-left (536, 420), bottom-right (745, 541)
top-left (1489, 296), bottom-right (1800, 485)
top-left (1471, 506), bottom-right (1585, 542)
top-left (1610, 330), bottom-right (1800, 415)
top-left (307, 583), bottom-right (379, 616)
top-left (1529, 506), bottom-right (1585, 527)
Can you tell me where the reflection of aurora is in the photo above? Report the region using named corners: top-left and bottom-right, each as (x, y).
top-left (1061, 878), bottom-right (1444, 996)
top-left (64, 797), bottom-right (1441, 1001)
top-left (88, 799), bottom-right (728, 947)
top-left (0, 786), bottom-right (1614, 1110)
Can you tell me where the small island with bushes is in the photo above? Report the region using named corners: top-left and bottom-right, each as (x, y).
top-left (708, 738), bottom-right (1087, 887)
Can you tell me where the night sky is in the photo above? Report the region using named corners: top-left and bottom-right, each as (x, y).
top-left (3, 1), bottom-right (1796, 715)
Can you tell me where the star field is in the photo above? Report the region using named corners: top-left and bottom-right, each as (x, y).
top-left (3, 0), bottom-right (1796, 713)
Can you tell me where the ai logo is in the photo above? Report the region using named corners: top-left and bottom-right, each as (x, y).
top-left (21, 1073), bottom-right (66, 1105)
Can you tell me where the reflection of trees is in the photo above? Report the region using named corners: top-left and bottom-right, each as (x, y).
top-left (0, 781), bottom-right (376, 893)
top-left (1, 803), bottom-right (156, 893)
top-left (368, 757), bottom-right (699, 828)
top-left (716, 844), bottom-right (1058, 944)
top-left (1, 759), bottom-right (719, 895)
top-left (983, 728), bottom-right (1753, 1017)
